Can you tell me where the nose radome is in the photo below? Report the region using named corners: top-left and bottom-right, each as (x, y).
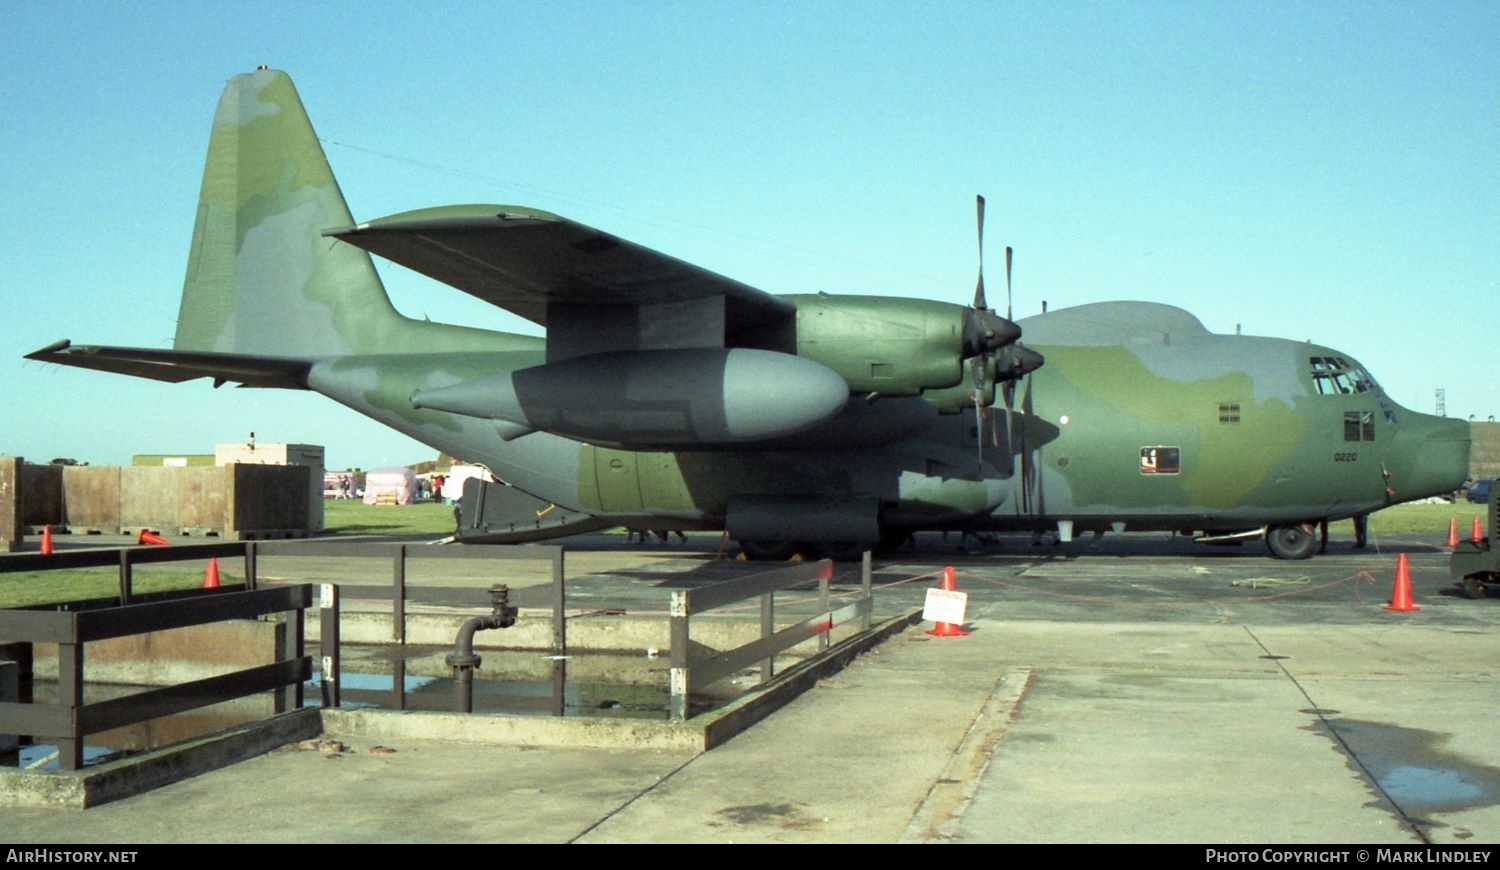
top-left (1387, 413), bottom-right (1470, 501)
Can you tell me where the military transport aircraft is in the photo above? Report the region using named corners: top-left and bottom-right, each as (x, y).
top-left (27, 69), bottom-right (1471, 560)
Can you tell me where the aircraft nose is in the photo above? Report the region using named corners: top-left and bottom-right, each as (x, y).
top-left (1386, 412), bottom-right (1470, 502)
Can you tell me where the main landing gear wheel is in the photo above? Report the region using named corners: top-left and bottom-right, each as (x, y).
top-left (738, 540), bottom-right (800, 561)
top-left (1461, 573), bottom-right (1492, 600)
top-left (1265, 524), bottom-right (1317, 560)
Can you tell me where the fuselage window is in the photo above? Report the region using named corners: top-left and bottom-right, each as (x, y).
top-left (1141, 446), bottom-right (1180, 474)
top-left (1218, 402), bottom-right (1241, 423)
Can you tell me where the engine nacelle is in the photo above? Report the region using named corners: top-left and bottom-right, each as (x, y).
top-left (411, 348), bottom-right (850, 449)
top-left (786, 294), bottom-right (974, 395)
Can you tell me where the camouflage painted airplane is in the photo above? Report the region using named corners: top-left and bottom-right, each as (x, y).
top-left (27, 69), bottom-right (1471, 560)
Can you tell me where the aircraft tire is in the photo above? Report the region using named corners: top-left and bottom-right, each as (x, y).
top-left (1462, 574), bottom-right (1491, 600)
top-left (1265, 524), bottom-right (1317, 560)
top-left (738, 540), bottom-right (800, 561)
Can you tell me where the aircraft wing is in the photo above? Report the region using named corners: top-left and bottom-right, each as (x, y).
top-left (325, 205), bottom-right (796, 360)
top-left (25, 341), bottom-right (310, 389)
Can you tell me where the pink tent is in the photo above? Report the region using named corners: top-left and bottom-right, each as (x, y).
top-left (362, 467), bottom-right (417, 505)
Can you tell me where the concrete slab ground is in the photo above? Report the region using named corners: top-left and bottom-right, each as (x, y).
top-left (2, 529), bottom-right (1498, 843)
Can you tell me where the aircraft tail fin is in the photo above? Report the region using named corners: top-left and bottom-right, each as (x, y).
top-left (173, 68), bottom-right (405, 357)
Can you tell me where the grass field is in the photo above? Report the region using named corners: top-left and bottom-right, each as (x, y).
top-left (322, 498), bottom-right (460, 536)
top-left (0, 567), bottom-right (229, 609)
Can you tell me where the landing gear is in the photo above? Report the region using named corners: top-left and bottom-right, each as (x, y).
top-left (737, 539), bottom-right (872, 561)
top-left (1265, 523), bottom-right (1317, 560)
top-left (737, 540), bottom-right (800, 561)
top-left (1462, 574), bottom-right (1487, 600)
top-left (1461, 573), bottom-right (1498, 600)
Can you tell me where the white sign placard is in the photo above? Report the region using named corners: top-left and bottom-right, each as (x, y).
top-left (923, 587), bottom-right (968, 626)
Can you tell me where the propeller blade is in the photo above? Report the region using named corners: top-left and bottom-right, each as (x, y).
top-left (971, 355), bottom-right (987, 466)
top-left (974, 195), bottom-right (987, 311)
top-left (1005, 245), bottom-right (1014, 321)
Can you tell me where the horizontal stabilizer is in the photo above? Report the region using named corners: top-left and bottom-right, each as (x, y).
top-left (25, 341), bottom-right (311, 389)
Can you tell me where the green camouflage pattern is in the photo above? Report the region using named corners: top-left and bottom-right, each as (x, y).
top-left (31, 68), bottom-right (1471, 557)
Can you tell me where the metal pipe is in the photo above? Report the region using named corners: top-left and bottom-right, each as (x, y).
top-left (445, 584), bottom-right (517, 713)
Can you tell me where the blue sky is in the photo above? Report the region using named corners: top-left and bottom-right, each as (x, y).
top-left (3, 1), bottom-right (1496, 470)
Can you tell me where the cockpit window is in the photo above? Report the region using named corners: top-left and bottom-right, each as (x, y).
top-left (1310, 356), bottom-right (1379, 396)
top-left (1344, 411), bottom-right (1376, 442)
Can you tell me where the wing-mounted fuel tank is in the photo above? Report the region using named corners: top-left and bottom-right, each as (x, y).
top-left (411, 347), bottom-right (850, 450)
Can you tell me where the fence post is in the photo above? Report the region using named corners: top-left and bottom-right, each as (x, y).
top-left (760, 590), bottom-right (774, 682)
top-left (551, 548), bottom-right (565, 653)
top-left (669, 590), bottom-right (689, 721)
top-left (552, 548), bottom-right (566, 716)
top-left (58, 634), bottom-right (83, 771)
top-left (860, 551), bottom-right (872, 631)
top-left (245, 541), bottom-right (258, 590)
top-left (819, 568), bottom-right (830, 652)
top-left (320, 583), bottom-right (340, 708)
top-left (392, 544), bottom-right (406, 644)
top-left (117, 548), bottom-right (132, 606)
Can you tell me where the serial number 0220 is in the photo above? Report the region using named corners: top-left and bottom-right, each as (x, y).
top-left (1334, 452), bottom-right (1358, 462)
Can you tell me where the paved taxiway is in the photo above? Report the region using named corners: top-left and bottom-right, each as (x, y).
top-left (4, 530), bottom-right (1499, 843)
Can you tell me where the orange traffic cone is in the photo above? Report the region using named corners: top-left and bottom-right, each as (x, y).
top-left (138, 529), bottom-right (170, 546)
top-left (1446, 518), bottom-right (1459, 548)
top-left (1382, 553), bottom-right (1421, 612)
top-left (1473, 517), bottom-right (1485, 543)
top-left (202, 557), bottom-right (219, 589)
top-left (926, 565), bottom-right (970, 637)
top-left (40, 525), bottom-right (53, 555)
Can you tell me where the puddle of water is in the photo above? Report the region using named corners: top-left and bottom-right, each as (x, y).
top-left (305, 666), bottom-right (680, 718)
top-left (1381, 765), bottom-right (1488, 807)
top-left (1312, 718), bottom-right (1500, 817)
top-left (303, 643), bottom-right (730, 719)
top-left (15, 743), bottom-right (115, 771)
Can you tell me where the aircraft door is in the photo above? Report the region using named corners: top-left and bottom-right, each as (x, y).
top-left (589, 446), bottom-right (644, 512)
